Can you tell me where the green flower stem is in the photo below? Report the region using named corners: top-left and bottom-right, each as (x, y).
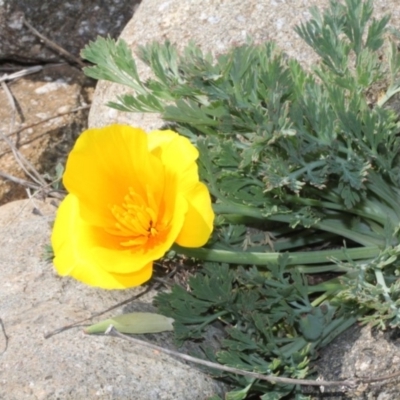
top-left (310, 292), bottom-right (331, 306)
top-left (213, 202), bottom-right (385, 247)
top-left (309, 277), bottom-right (344, 298)
top-left (318, 189), bottom-right (394, 223)
top-left (285, 194), bottom-right (387, 225)
top-left (172, 244), bottom-right (380, 268)
top-left (377, 84), bottom-right (400, 107)
top-left (296, 264), bottom-right (350, 273)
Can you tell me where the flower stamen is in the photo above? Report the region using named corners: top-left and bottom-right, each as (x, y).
top-left (107, 187), bottom-right (160, 246)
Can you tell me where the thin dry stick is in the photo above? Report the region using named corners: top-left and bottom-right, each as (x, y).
top-left (0, 318), bottom-right (8, 354)
top-left (4, 105), bottom-right (90, 139)
top-left (0, 105), bottom-right (91, 169)
top-left (0, 168), bottom-right (66, 201)
top-left (105, 326), bottom-right (355, 388)
top-left (105, 326), bottom-right (400, 389)
top-left (0, 170), bottom-right (40, 190)
top-left (1, 66), bottom-right (43, 134)
top-left (0, 65), bottom-right (45, 184)
top-left (1, 76), bottom-right (47, 186)
top-left (0, 107), bottom-right (89, 201)
top-left (44, 287), bottom-right (154, 338)
top-left (22, 16), bottom-right (86, 68)
top-left (0, 71), bottom-right (89, 194)
top-left (1, 80), bottom-right (17, 129)
top-left (0, 66), bottom-right (43, 84)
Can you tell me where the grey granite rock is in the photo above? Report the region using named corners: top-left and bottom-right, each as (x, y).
top-left (0, 199), bottom-right (225, 399)
top-left (314, 323), bottom-right (400, 399)
top-left (88, 0), bottom-right (400, 131)
top-left (0, 0), bottom-right (140, 63)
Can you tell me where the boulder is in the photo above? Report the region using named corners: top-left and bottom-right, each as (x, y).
top-left (0, 199), bottom-right (225, 399)
top-left (315, 323), bottom-right (400, 399)
top-left (0, 0), bottom-right (141, 63)
top-left (89, 0), bottom-right (397, 130)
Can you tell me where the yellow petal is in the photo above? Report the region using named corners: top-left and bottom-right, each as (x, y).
top-left (175, 182), bottom-right (214, 247)
top-left (71, 261), bottom-right (153, 290)
top-left (149, 130), bottom-right (200, 193)
top-left (63, 125), bottom-right (164, 228)
top-left (149, 130), bottom-right (198, 168)
top-left (53, 125), bottom-right (214, 289)
top-left (149, 131), bottom-right (214, 246)
top-left (147, 130), bottom-right (179, 152)
top-left (51, 194), bottom-right (153, 289)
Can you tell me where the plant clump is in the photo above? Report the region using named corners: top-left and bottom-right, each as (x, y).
top-left (80, 0), bottom-right (400, 398)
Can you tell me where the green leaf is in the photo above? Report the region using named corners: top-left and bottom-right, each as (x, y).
top-left (42, 244), bottom-right (54, 262)
top-left (260, 388), bottom-right (294, 400)
top-left (298, 310), bottom-right (325, 342)
top-left (84, 312), bottom-right (174, 334)
top-left (82, 37), bottom-right (143, 92)
top-left (225, 383), bottom-right (253, 400)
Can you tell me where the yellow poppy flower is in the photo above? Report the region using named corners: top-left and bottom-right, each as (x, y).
top-left (51, 125), bottom-right (214, 289)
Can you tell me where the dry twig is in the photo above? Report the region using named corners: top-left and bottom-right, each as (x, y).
top-left (1, 67), bottom-right (48, 186)
top-left (4, 105), bottom-right (90, 139)
top-left (0, 64), bottom-right (90, 198)
top-left (22, 16), bottom-right (86, 68)
top-left (0, 318), bottom-right (8, 355)
top-left (105, 325), bottom-right (400, 390)
top-left (0, 66), bottom-right (43, 84)
top-left (0, 170), bottom-right (40, 190)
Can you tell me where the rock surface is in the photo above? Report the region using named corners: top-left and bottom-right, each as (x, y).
top-left (0, 0), bottom-right (140, 63)
top-left (88, 0), bottom-right (400, 131)
top-left (3, 0), bottom-right (400, 398)
top-left (314, 324), bottom-right (400, 399)
top-left (0, 199), bottom-right (225, 400)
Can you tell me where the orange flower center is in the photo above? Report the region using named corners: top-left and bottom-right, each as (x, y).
top-left (108, 187), bottom-right (160, 247)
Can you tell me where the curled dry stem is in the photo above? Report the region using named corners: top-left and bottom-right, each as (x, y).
top-left (104, 325), bottom-right (400, 390)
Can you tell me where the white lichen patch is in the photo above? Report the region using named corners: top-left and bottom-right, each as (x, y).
top-left (34, 80), bottom-right (68, 95)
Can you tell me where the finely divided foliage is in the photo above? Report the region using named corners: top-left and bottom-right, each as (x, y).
top-left (82, 0), bottom-right (400, 398)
